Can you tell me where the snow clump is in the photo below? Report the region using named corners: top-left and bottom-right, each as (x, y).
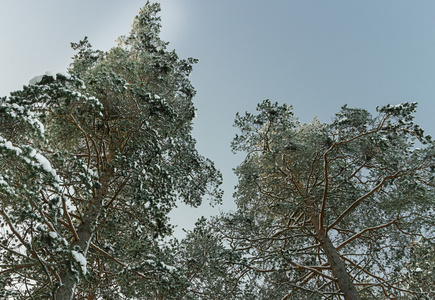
top-left (71, 250), bottom-right (87, 275)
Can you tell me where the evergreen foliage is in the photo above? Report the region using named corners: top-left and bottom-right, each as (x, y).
top-left (1, 2), bottom-right (435, 299)
top-left (0, 2), bottom-right (221, 299)
top-left (219, 100), bottom-right (435, 299)
top-left (171, 217), bottom-right (248, 299)
top-left (396, 239), bottom-right (435, 299)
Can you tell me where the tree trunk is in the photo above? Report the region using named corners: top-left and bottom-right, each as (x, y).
top-left (55, 163), bottom-right (114, 299)
top-left (55, 207), bottom-right (101, 299)
top-left (310, 213), bottom-right (361, 300)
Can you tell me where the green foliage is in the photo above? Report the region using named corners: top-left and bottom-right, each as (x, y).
top-left (223, 100), bottom-right (435, 298)
top-left (389, 239), bottom-right (435, 300)
top-left (1, 1), bottom-right (434, 298)
top-left (0, 2), bottom-right (221, 298)
top-left (171, 217), bottom-right (248, 299)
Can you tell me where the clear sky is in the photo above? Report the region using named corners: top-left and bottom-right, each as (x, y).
top-left (1, 1), bottom-right (434, 237)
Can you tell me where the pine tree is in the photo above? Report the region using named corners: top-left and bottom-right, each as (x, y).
top-left (390, 239), bottom-right (435, 300)
top-left (0, 2), bottom-right (221, 299)
top-left (172, 217), bottom-right (248, 299)
top-left (220, 100), bottom-right (435, 299)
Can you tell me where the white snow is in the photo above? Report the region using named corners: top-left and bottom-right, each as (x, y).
top-left (29, 75), bottom-right (44, 86)
top-left (82, 164), bottom-right (96, 178)
top-left (29, 71), bottom-right (54, 86)
top-left (1, 101), bottom-right (45, 134)
top-left (48, 231), bottom-right (58, 239)
top-left (15, 148), bottom-right (61, 187)
top-left (5, 141), bottom-right (22, 155)
top-left (57, 72), bottom-right (71, 80)
top-left (145, 259), bottom-right (156, 266)
top-left (71, 250), bottom-right (87, 275)
top-left (337, 116), bottom-right (348, 123)
top-left (32, 152), bottom-right (59, 181)
top-left (0, 137), bottom-right (22, 155)
top-left (11, 103), bottom-right (24, 113)
top-left (25, 109), bottom-right (45, 133)
top-left (161, 262), bottom-right (176, 272)
top-left (32, 119), bottom-right (45, 134)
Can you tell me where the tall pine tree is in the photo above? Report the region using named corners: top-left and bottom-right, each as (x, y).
top-left (0, 2), bottom-right (221, 299)
top-left (219, 100), bottom-right (435, 299)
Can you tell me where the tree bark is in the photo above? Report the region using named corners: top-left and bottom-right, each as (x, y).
top-left (55, 162), bottom-right (114, 299)
top-left (310, 212), bottom-right (361, 300)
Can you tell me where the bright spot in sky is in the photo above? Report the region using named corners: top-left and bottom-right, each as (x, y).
top-left (158, 1), bottom-right (187, 46)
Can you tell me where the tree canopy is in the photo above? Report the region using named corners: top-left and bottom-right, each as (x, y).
top-left (0, 2), bottom-right (221, 299)
top-left (1, 2), bottom-right (434, 300)
top-left (218, 100), bottom-right (435, 299)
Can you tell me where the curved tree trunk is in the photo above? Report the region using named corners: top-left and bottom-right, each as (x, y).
top-left (55, 205), bottom-right (102, 299)
top-left (55, 193), bottom-right (104, 298)
top-left (55, 153), bottom-right (115, 299)
top-left (310, 212), bottom-right (361, 300)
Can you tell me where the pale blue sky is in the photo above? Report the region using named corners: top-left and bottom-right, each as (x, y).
top-left (1, 1), bottom-right (434, 236)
